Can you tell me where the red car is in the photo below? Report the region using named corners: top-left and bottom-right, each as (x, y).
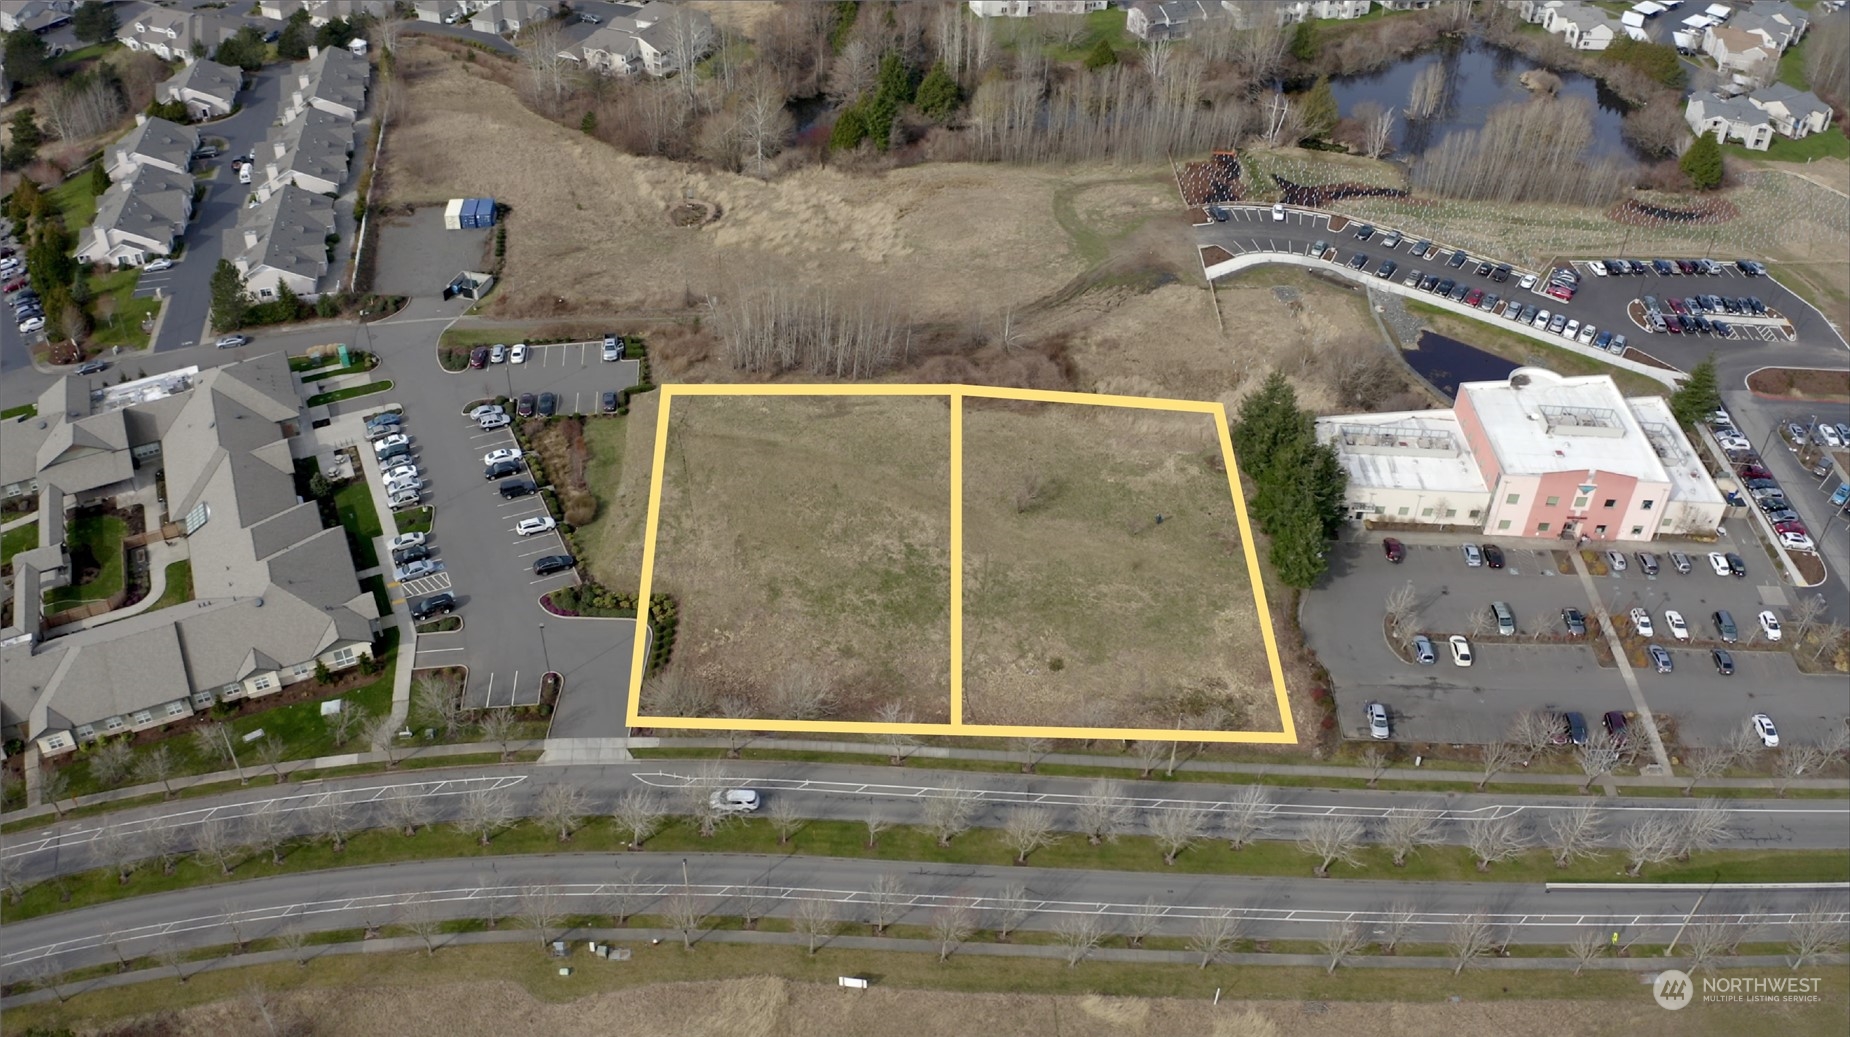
top-left (1664, 315), bottom-right (1683, 333)
top-left (2, 278), bottom-right (25, 294)
top-left (1736, 465), bottom-right (1772, 480)
top-left (1545, 285), bottom-right (1574, 302)
top-left (1383, 537), bottom-right (1405, 563)
top-left (1464, 288), bottom-right (1485, 307)
top-left (1774, 520), bottom-right (1809, 536)
top-left (468, 346), bottom-right (489, 368)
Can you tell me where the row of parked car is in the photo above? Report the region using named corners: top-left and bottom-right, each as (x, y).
top-left (4, 243), bottom-right (46, 335)
top-left (1713, 408), bottom-right (1821, 554)
top-left (470, 413), bottom-right (578, 578)
top-left (365, 411), bottom-right (424, 512)
top-left (1639, 292), bottom-right (1768, 337)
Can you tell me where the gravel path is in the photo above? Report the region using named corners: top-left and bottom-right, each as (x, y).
top-left (1370, 286), bottom-right (1425, 347)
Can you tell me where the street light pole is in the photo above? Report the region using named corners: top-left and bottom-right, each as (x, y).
top-left (538, 622), bottom-right (550, 673)
top-left (217, 722), bottom-right (247, 785)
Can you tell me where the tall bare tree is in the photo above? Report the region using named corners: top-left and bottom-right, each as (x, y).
top-left (664, 889), bottom-right (705, 950)
top-left (1054, 913), bottom-right (1105, 967)
top-left (1568, 928), bottom-right (1606, 976)
top-left (405, 897), bottom-right (444, 957)
top-left (877, 700), bottom-right (920, 764)
top-left (767, 796), bottom-right (804, 846)
top-left (931, 898), bottom-right (978, 962)
top-left (38, 768), bottom-right (71, 818)
top-left (612, 788), bottom-right (665, 850)
top-left (1668, 800), bottom-right (1731, 862)
top-left (146, 822), bottom-right (182, 876)
top-left (1131, 739), bottom-right (1167, 779)
top-left (193, 816), bottom-right (243, 876)
top-left (1448, 910), bottom-right (1496, 975)
top-left (363, 711), bottom-right (402, 767)
top-left (863, 806), bottom-right (893, 850)
top-left (479, 709), bottom-right (520, 761)
top-left (412, 673), bottom-right (465, 740)
top-left (1222, 785), bottom-right (1270, 850)
top-left (992, 882), bottom-right (1032, 943)
top-left (383, 787), bottom-right (426, 837)
top-left (519, 20), bottom-right (576, 116)
top-left (1298, 815), bottom-right (1366, 877)
top-left (247, 802), bottom-right (289, 866)
top-left (90, 740), bottom-right (135, 788)
top-left (1510, 711), bottom-right (1561, 765)
top-left (537, 783), bottom-right (590, 842)
top-left (1546, 801), bottom-right (1604, 868)
top-left (1127, 896), bottom-right (1164, 949)
top-left (1380, 803), bottom-right (1444, 867)
top-left (96, 824), bottom-right (139, 885)
top-left (923, 781), bottom-right (979, 848)
top-left (1011, 737), bottom-right (1053, 774)
top-left (1150, 802), bottom-right (1212, 865)
top-left (866, 872), bottom-right (908, 935)
top-left (1576, 727), bottom-right (1627, 792)
top-left (1774, 745), bottom-right (1827, 798)
top-left (1476, 742), bottom-right (1521, 791)
top-left (1002, 805), bottom-right (1059, 864)
top-left (1322, 918), bottom-right (1367, 974)
top-left (308, 796), bottom-right (358, 854)
top-left (737, 70), bottom-right (793, 179)
top-left (327, 700), bottom-right (363, 749)
top-left (1191, 908), bottom-right (1244, 969)
top-left (135, 746), bottom-right (179, 799)
top-left (1464, 815), bottom-right (1527, 872)
top-left (795, 897), bottom-right (837, 955)
top-left (1076, 779), bottom-right (1133, 846)
top-left (1786, 900), bottom-right (1846, 969)
top-left (1621, 814), bottom-right (1680, 876)
top-left (1360, 746), bottom-right (1392, 788)
top-left (254, 737), bottom-right (288, 784)
top-left (454, 786), bottom-right (515, 846)
top-left (1379, 901), bottom-right (1418, 954)
top-left (1355, 99), bottom-right (1396, 159)
top-left (517, 884), bottom-right (563, 948)
top-left (1682, 745), bottom-right (1737, 795)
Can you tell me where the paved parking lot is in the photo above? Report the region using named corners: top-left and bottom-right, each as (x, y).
top-left (1304, 533), bottom-right (1847, 748)
top-left (470, 344), bottom-right (642, 418)
top-left (370, 207), bottom-right (495, 299)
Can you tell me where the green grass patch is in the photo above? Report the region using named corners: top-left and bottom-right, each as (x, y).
top-left (0, 402), bottom-right (37, 420)
top-left (289, 353), bottom-right (336, 372)
top-left (1728, 128), bottom-right (1850, 163)
top-left (2, 520), bottom-right (39, 570)
top-left (145, 558), bottom-right (194, 612)
top-left (393, 506), bottom-right (433, 536)
top-left (1404, 299), bottom-right (1671, 395)
top-left (49, 172), bottom-right (100, 232)
top-left (333, 476), bottom-right (383, 569)
top-left (305, 380), bottom-right (394, 407)
top-left (300, 354), bottom-right (379, 383)
top-left (415, 616), bottom-right (461, 634)
top-left (360, 574), bottom-right (391, 615)
top-left (41, 513), bottom-right (128, 609)
top-left (87, 266), bottom-right (163, 352)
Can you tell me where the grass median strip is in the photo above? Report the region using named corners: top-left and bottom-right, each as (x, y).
top-left (305, 380), bottom-right (394, 408)
top-left (9, 808), bottom-right (1845, 923)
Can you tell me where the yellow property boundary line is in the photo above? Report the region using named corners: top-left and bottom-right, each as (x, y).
top-left (626, 384), bottom-right (1297, 744)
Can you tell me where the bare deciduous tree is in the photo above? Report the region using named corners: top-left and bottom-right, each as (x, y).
top-left (1380, 803), bottom-right (1444, 867)
top-left (931, 898), bottom-right (978, 962)
top-left (1546, 801), bottom-right (1604, 868)
top-left (1150, 802), bottom-right (1212, 866)
top-left (479, 709), bottom-right (520, 761)
top-left (1449, 910), bottom-right (1496, 975)
top-left (1191, 908), bottom-right (1244, 969)
top-left (1355, 99), bottom-right (1396, 158)
top-left (862, 806), bottom-right (893, 850)
top-left (1682, 745), bottom-right (1737, 795)
top-left (1786, 900), bottom-right (1846, 969)
top-left (1298, 815), bottom-right (1366, 877)
top-left (383, 787), bottom-right (426, 837)
top-left (1668, 800), bottom-right (1731, 862)
top-left (517, 884), bottom-right (563, 948)
top-left (1322, 917), bottom-right (1367, 974)
top-left (193, 816), bottom-right (242, 876)
top-left (795, 897), bottom-right (837, 955)
top-left (1577, 727), bottom-right (1626, 792)
top-left (363, 711), bottom-right (402, 767)
top-left (248, 803), bottom-right (289, 865)
top-left (518, 20), bottom-right (576, 115)
top-left (866, 873), bottom-right (908, 935)
top-left (1054, 913), bottom-right (1105, 968)
top-left (90, 740), bottom-right (135, 788)
top-left (664, 889), bottom-right (705, 950)
top-left (1076, 779), bottom-right (1133, 846)
top-left (604, 871), bottom-right (638, 927)
top-left (537, 783), bottom-right (590, 842)
top-left (1010, 737), bottom-right (1052, 774)
top-left (1774, 745), bottom-right (1827, 798)
top-left (1131, 739), bottom-right (1167, 779)
top-left (1127, 896), bottom-right (1164, 948)
top-left (923, 781), bottom-right (979, 848)
top-left (454, 786), bottom-right (515, 846)
top-left (135, 746), bottom-right (179, 799)
top-left (147, 821), bottom-right (182, 876)
top-left (1360, 746), bottom-right (1392, 788)
top-left (876, 700), bottom-right (920, 764)
top-left (38, 768), bottom-right (71, 818)
top-left (412, 673), bottom-right (465, 740)
top-left (1464, 815), bottom-right (1527, 872)
top-left (1476, 742), bottom-right (1521, 790)
top-left (1621, 814), bottom-right (1680, 876)
top-left (1222, 785), bottom-right (1270, 850)
top-left (1510, 711), bottom-right (1561, 765)
top-left (276, 921), bottom-right (310, 967)
top-left (1569, 928), bottom-right (1606, 976)
top-left (1379, 901), bottom-right (1417, 954)
top-left (254, 737), bottom-right (288, 784)
top-left (767, 796), bottom-right (804, 845)
top-left (1789, 594), bottom-right (1827, 641)
top-left (405, 897), bottom-right (444, 956)
top-left (993, 882), bottom-right (1032, 942)
top-left (308, 796), bottom-right (358, 854)
top-left (96, 824), bottom-right (139, 885)
top-left (736, 70), bottom-right (794, 180)
top-left (1002, 805), bottom-right (1059, 864)
top-left (327, 699), bottom-right (362, 749)
top-left (612, 788), bottom-right (664, 850)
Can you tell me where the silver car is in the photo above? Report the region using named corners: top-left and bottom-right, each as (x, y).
top-left (1462, 543), bottom-right (1483, 567)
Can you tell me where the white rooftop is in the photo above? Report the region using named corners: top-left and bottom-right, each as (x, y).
top-left (1315, 410), bottom-right (1489, 494)
top-left (1461, 370), bottom-right (1669, 483)
top-left (92, 366), bottom-right (199, 415)
top-left (1626, 395), bottom-right (1726, 505)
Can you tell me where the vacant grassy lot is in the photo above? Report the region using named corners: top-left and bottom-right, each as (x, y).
top-left (961, 403), bottom-right (1276, 732)
top-left (41, 513), bottom-right (128, 609)
top-left (645, 394), bottom-right (952, 723)
top-left (334, 475), bottom-right (383, 570)
top-left (11, 947), bottom-right (1848, 1037)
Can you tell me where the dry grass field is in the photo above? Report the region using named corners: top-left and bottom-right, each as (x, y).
top-left (643, 394), bottom-right (953, 723)
top-left (960, 402), bottom-right (1278, 733)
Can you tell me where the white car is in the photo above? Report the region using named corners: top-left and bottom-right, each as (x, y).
top-left (515, 516), bottom-right (557, 537)
top-left (468, 404), bottom-right (504, 422)
top-left (1716, 435), bottom-right (1752, 452)
top-left (1562, 319), bottom-right (1581, 339)
top-left (1577, 323), bottom-right (1598, 345)
top-left (1271, 202), bottom-right (1286, 221)
top-left (1752, 713), bottom-right (1779, 748)
top-left (483, 447), bottom-right (523, 467)
top-left (1758, 610), bottom-right (1782, 641)
top-left (509, 343), bottom-right (528, 364)
top-left (374, 433), bottom-right (410, 454)
top-left (1629, 608), bottom-right (1654, 637)
top-left (1448, 635), bottom-right (1473, 667)
top-left (478, 412), bottom-right (511, 430)
top-left (1664, 610), bottom-right (1689, 641)
top-left (214, 334), bottom-right (249, 349)
top-left (1518, 273), bottom-right (1538, 290)
top-left (1818, 424), bottom-right (1845, 448)
top-left (388, 532), bottom-right (426, 552)
top-left (1779, 531), bottom-right (1815, 552)
top-left (1589, 260), bottom-right (1607, 277)
top-left (1707, 551), bottom-right (1731, 576)
top-left (17, 315), bottom-right (46, 334)
top-left (144, 258), bottom-right (174, 272)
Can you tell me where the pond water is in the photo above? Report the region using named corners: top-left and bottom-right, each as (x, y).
top-left (1328, 37), bottom-right (1641, 161)
top-left (1403, 330), bottom-right (1518, 400)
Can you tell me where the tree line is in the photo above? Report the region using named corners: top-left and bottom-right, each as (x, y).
top-left (1231, 372), bottom-right (1347, 589)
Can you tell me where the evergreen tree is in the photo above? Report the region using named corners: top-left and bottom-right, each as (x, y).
top-left (1232, 372), bottom-right (1310, 485)
top-left (146, 97), bottom-right (191, 123)
top-left (1269, 503), bottom-right (1330, 589)
top-left (829, 104), bottom-right (869, 151)
top-left (73, 1), bottom-right (119, 45)
top-left (214, 26), bottom-right (268, 71)
top-left (1669, 355), bottom-right (1722, 429)
top-left (209, 260), bottom-right (251, 332)
top-left (3, 29), bottom-right (53, 87)
top-left (89, 162), bottom-right (109, 196)
top-left (915, 62), bottom-right (961, 122)
top-left (1083, 37), bottom-right (1117, 70)
top-left (580, 110), bottom-right (597, 135)
top-left (1681, 129), bottom-right (1723, 190)
top-left (4, 108), bottom-right (42, 169)
top-left (315, 16), bottom-right (358, 49)
top-left (1299, 75), bottom-right (1339, 141)
top-left (277, 9), bottom-right (313, 61)
top-left (70, 269), bottom-right (91, 307)
top-left (1290, 22), bottom-right (1318, 63)
top-left (7, 175), bottom-right (45, 222)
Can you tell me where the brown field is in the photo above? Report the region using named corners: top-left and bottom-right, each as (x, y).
top-left (17, 954), bottom-right (1850, 1037)
top-left (643, 394), bottom-right (953, 724)
top-left (961, 402), bottom-right (1278, 733)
